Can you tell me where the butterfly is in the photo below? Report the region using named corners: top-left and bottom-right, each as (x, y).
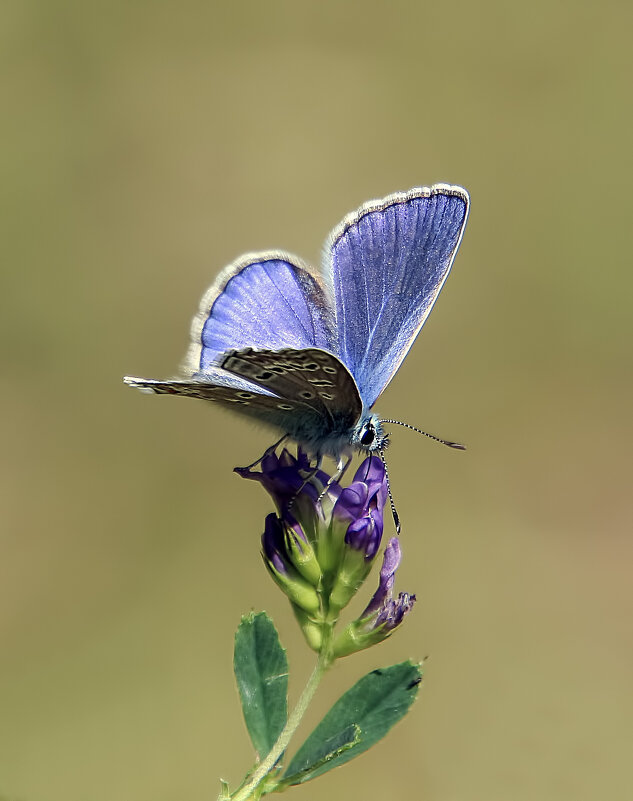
top-left (124, 184), bottom-right (469, 471)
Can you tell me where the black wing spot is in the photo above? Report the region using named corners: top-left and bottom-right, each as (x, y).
top-left (256, 371), bottom-right (273, 381)
top-left (319, 392), bottom-right (334, 400)
top-left (308, 378), bottom-right (334, 387)
top-left (322, 366), bottom-right (337, 374)
top-left (300, 391), bottom-right (315, 399)
top-left (237, 392), bottom-right (255, 399)
top-left (277, 403), bottom-right (294, 410)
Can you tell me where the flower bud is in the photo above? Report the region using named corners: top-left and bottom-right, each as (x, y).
top-left (261, 514), bottom-right (321, 614)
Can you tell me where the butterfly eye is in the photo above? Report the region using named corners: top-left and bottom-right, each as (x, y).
top-left (360, 427), bottom-right (375, 447)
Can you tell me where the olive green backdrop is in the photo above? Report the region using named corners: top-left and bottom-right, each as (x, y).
top-left (2, 2), bottom-right (632, 800)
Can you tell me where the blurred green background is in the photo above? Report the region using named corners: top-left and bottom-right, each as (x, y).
top-left (2, 1), bottom-right (632, 799)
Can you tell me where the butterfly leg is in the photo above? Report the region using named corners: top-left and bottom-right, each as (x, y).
top-left (317, 455), bottom-right (352, 502)
top-left (236, 435), bottom-right (288, 472)
top-left (287, 455), bottom-right (323, 513)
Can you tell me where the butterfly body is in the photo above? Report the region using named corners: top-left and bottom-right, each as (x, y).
top-left (125, 185), bottom-right (469, 461)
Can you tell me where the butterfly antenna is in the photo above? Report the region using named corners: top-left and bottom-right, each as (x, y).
top-left (379, 450), bottom-right (401, 535)
top-left (380, 419), bottom-right (466, 450)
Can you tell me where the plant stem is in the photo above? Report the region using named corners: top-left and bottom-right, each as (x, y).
top-left (230, 642), bottom-right (333, 801)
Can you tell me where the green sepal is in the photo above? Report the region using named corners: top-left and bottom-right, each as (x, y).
top-left (315, 519), bottom-right (346, 576)
top-left (233, 612), bottom-right (289, 760)
top-left (283, 660), bottom-right (422, 784)
top-left (327, 548), bottom-right (372, 613)
top-left (283, 524), bottom-right (322, 587)
top-left (291, 603), bottom-right (324, 652)
top-left (263, 558), bottom-right (321, 614)
top-left (331, 617), bottom-right (390, 658)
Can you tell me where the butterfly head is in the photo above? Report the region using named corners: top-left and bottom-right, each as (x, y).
top-left (351, 413), bottom-right (389, 454)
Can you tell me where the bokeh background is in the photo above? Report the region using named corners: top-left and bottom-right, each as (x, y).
top-left (2, 2), bottom-right (632, 800)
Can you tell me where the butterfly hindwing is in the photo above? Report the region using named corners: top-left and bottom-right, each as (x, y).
top-left (125, 347), bottom-right (363, 452)
top-left (220, 347), bottom-right (363, 446)
top-left (324, 184), bottom-right (469, 408)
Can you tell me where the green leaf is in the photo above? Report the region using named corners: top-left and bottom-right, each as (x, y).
top-left (283, 660), bottom-right (422, 784)
top-left (233, 612), bottom-right (289, 759)
top-left (279, 724), bottom-right (360, 788)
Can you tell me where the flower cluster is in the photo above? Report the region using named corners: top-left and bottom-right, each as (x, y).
top-left (237, 449), bottom-right (415, 655)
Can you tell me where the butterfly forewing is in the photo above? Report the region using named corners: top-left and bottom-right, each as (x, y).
top-left (324, 185), bottom-right (469, 409)
top-left (185, 253), bottom-right (335, 375)
top-left (123, 372), bottom-right (333, 444)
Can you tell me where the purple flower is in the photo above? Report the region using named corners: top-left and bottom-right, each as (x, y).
top-left (236, 448), bottom-right (339, 515)
top-left (361, 537), bottom-right (416, 631)
top-left (332, 457), bottom-right (387, 559)
top-left (332, 456), bottom-right (388, 560)
top-left (361, 536), bottom-right (402, 617)
top-left (261, 513), bottom-right (289, 575)
top-left (326, 457), bottom-right (389, 612)
top-left (332, 538), bottom-right (416, 658)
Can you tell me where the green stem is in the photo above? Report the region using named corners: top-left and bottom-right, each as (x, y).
top-left (230, 639), bottom-right (333, 801)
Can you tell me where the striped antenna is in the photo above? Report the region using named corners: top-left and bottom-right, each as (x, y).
top-left (380, 419), bottom-right (466, 450)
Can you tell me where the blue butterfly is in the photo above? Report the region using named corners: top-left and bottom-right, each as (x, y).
top-left (125, 184), bottom-right (469, 471)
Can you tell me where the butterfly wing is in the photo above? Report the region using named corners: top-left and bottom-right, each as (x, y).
top-left (125, 347), bottom-right (362, 455)
top-left (125, 252), bottom-right (354, 453)
top-left (184, 252), bottom-right (335, 375)
top-left (123, 370), bottom-right (325, 436)
top-left (323, 184), bottom-right (469, 409)
top-left (220, 347), bottom-right (362, 448)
